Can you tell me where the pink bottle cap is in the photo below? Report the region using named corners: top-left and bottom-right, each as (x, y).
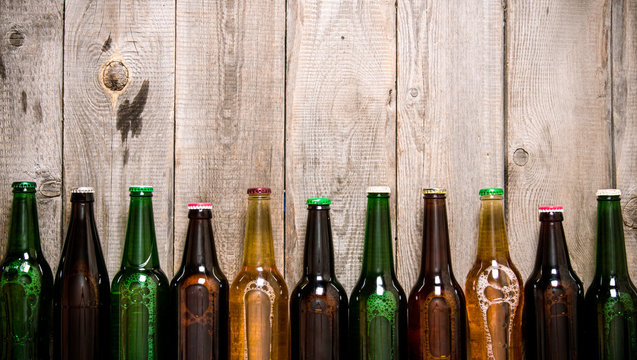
top-left (538, 206), bottom-right (563, 213)
top-left (188, 203), bottom-right (212, 210)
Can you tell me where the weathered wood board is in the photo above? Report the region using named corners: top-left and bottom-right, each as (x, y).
top-left (174, 0), bottom-right (286, 281)
top-left (63, 0), bottom-right (175, 278)
top-left (506, 0), bottom-right (612, 287)
top-left (0, 0), bottom-right (63, 268)
top-left (397, 0), bottom-right (505, 292)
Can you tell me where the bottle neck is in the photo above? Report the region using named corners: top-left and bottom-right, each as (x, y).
top-left (362, 195), bottom-right (395, 276)
top-left (121, 195), bottom-right (160, 269)
top-left (242, 195), bottom-right (276, 268)
top-left (533, 213), bottom-right (572, 272)
top-left (64, 196), bottom-right (98, 256)
top-left (476, 195), bottom-right (511, 262)
top-left (181, 210), bottom-right (219, 270)
top-left (7, 191), bottom-right (42, 257)
top-left (421, 195), bottom-right (453, 277)
top-left (594, 196), bottom-right (629, 278)
top-left (303, 205), bottom-right (335, 280)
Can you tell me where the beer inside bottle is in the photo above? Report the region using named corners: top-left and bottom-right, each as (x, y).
top-left (229, 187), bottom-right (289, 360)
top-left (111, 186), bottom-right (169, 360)
top-left (290, 198), bottom-right (348, 360)
top-left (54, 187), bottom-right (110, 360)
top-left (465, 188), bottom-right (523, 360)
top-left (349, 186), bottom-right (407, 360)
top-left (524, 206), bottom-right (584, 360)
top-left (170, 203), bottom-right (228, 360)
top-left (585, 189), bottom-right (637, 359)
top-left (407, 188), bottom-right (466, 360)
top-left (0, 181), bottom-right (53, 359)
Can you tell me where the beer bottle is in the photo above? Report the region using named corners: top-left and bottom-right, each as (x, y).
top-left (584, 189), bottom-right (637, 359)
top-left (465, 188), bottom-right (523, 360)
top-left (170, 203), bottom-right (228, 359)
top-left (229, 187), bottom-right (289, 359)
top-left (290, 198), bottom-right (348, 360)
top-left (111, 186), bottom-right (169, 359)
top-left (0, 181), bottom-right (53, 359)
top-left (349, 186), bottom-right (407, 359)
top-left (407, 188), bottom-right (467, 360)
top-left (524, 206), bottom-right (584, 359)
top-left (53, 187), bottom-right (110, 360)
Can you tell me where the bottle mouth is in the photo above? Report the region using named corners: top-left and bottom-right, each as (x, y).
top-left (129, 185), bottom-right (153, 197)
top-left (596, 189), bottom-right (621, 200)
top-left (12, 181), bottom-right (36, 193)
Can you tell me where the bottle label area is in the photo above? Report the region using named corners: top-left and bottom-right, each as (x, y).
top-left (243, 280), bottom-right (275, 360)
top-left (366, 291), bottom-right (397, 359)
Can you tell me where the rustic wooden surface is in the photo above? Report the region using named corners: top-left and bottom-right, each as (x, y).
top-left (174, 0), bottom-right (285, 281)
top-left (396, 0), bottom-right (505, 292)
top-left (0, 0), bottom-right (63, 266)
top-left (0, 1), bottom-right (635, 290)
top-left (506, 0), bottom-right (612, 287)
top-left (613, 0), bottom-right (637, 282)
top-left (285, 0), bottom-right (396, 292)
top-left (63, 0), bottom-right (175, 278)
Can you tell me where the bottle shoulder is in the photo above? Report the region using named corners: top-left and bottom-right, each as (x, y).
top-left (408, 278), bottom-right (465, 304)
top-left (585, 276), bottom-right (637, 301)
top-left (525, 268), bottom-right (583, 291)
top-left (350, 275), bottom-right (407, 305)
top-left (112, 267), bottom-right (169, 290)
top-left (230, 267), bottom-right (289, 297)
top-left (171, 270), bottom-right (229, 291)
top-left (0, 255), bottom-right (53, 285)
top-left (291, 278), bottom-right (348, 302)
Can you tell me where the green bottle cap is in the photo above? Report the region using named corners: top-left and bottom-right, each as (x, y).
top-left (12, 181), bottom-right (36, 193)
top-left (307, 198), bottom-right (331, 205)
top-left (479, 188), bottom-right (503, 196)
top-left (129, 185), bottom-right (153, 193)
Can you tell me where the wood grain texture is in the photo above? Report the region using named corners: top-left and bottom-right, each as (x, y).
top-left (612, 0), bottom-right (637, 281)
top-left (396, 0), bottom-right (505, 292)
top-left (63, 0), bottom-right (175, 278)
top-left (174, 1), bottom-right (285, 281)
top-left (506, 0), bottom-right (612, 286)
top-left (0, 0), bottom-right (63, 268)
top-left (285, 0), bottom-right (396, 292)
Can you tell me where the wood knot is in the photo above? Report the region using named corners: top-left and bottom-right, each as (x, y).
top-left (38, 179), bottom-right (61, 198)
top-left (513, 148), bottom-right (529, 166)
top-left (9, 30), bottom-right (25, 47)
top-left (409, 88), bottom-right (419, 97)
top-left (101, 60), bottom-right (129, 92)
top-left (624, 197), bottom-right (637, 229)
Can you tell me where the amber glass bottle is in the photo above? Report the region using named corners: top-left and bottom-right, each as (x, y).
top-left (524, 206), bottom-right (584, 360)
top-left (229, 187), bottom-right (288, 360)
top-left (585, 189), bottom-right (637, 359)
top-left (465, 188), bottom-right (523, 360)
top-left (53, 187), bottom-right (110, 360)
top-left (171, 203), bottom-right (228, 360)
top-left (0, 181), bottom-right (53, 359)
top-left (349, 186), bottom-right (407, 360)
top-left (290, 198), bottom-right (348, 360)
top-left (407, 188), bottom-right (466, 360)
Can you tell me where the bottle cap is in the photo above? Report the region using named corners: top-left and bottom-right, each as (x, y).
top-left (247, 187), bottom-right (271, 195)
top-left (188, 203), bottom-right (212, 210)
top-left (422, 188), bottom-right (446, 195)
top-left (539, 205), bottom-right (563, 213)
top-left (71, 187), bottom-right (95, 194)
top-left (12, 181), bottom-right (36, 191)
top-left (596, 189), bottom-right (621, 197)
top-left (479, 188), bottom-right (504, 196)
top-left (129, 185), bottom-right (153, 193)
top-left (307, 198), bottom-right (331, 205)
top-left (366, 186), bottom-right (391, 194)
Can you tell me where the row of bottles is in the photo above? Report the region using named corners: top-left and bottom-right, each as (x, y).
top-left (0, 182), bottom-right (635, 359)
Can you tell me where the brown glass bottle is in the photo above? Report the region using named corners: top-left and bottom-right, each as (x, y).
top-left (53, 187), bottom-right (110, 360)
top-left (407, 188), bottom-right (466, 360)
top-left (170, 203), bottom-right (228, 360)
top-left (465, 188), bottom-right (523, 360)
top-left (524, 206), bottom-right (584, 360)
top-left (290, 198), bottom-right (348, 360)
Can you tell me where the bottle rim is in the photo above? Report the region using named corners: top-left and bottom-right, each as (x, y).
top-left (366, 186), bottom-right (391, 194)
top-left (12, 181), bottom-right (36, 193)
top-left (72, 187), bottom-right (95, 194)
top-left (422, 187), bottom-right (446, 195)
top-left (307, 198), bottom-right (331, 205)
top-left (188, 203), bottom-right (212, 210)
top-left (539, 205), bottom-right (563, 213)
top-left (247, 187), bottom-right (271, 195)
top-left (596, 189), bottom-right (621, 197)
top-left (479, 188), bottom-right (503, 196)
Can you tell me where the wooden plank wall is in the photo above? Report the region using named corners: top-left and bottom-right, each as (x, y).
top-left (0, 1), bottom-right (635, 294)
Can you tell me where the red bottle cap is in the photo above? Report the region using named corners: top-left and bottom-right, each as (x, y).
top-left (539, 205), bottom-right (563, 213)
top-left (247, 187), bottom-right (271, 194)
top-left (188, 203), bottom-right (212, 210)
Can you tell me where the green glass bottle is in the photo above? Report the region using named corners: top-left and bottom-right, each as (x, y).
top-left (0, 181), bottom-right (54, 359)
top-left (349, 186), bottom-right (407, 359)
top-left (111, 186), bottom-right (169, 360)
top-left (585, 189), bottom-right (637, 359)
